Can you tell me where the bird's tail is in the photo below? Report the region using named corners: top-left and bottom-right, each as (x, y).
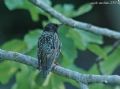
top-left (40, 64), bottom-right (52, 78)
top-left (35, 71), bottom-right (51, 86)
top-left (35, 69), bottom-right (51, 86)
top-left (35, 71), bottom-right (48, 85)
top-left (40, 70), bottom-right (50, 78)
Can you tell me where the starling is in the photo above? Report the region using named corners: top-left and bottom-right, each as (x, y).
top-left (37, 23), bottom-right (61, 78)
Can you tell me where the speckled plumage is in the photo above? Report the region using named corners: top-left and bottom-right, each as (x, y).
top-left (37, 23), bottom-right (61, 78)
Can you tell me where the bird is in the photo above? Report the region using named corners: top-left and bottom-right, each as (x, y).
top-left (37, 23), bottom-right (61, 78)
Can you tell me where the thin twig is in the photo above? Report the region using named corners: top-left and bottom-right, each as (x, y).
top-left (96, 40), bottom-right (120, 75)
top-left (107, 40), bottom-right (120, 55)
top-left (0, 49), bottom-right (120, 85)
top-left (96, 57), bottom-right (104, 75)
top-left (29, 0), bottom-right (120, 39)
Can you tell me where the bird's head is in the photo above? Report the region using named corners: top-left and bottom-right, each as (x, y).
top-left (44, 23), bottom-right (60, 32)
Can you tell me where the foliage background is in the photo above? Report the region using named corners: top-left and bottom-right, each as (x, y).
top-left (0, 0), bottom-right (120, 89)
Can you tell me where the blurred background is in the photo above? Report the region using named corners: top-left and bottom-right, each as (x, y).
top-left (0, 0), bottom-right (120, 89)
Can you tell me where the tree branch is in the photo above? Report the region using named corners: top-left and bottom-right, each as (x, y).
top-left (80, 83), bottom-right (89, 89)
top-left (29, 0), bottom-right (120, 39)
top-left (0, 49), bottom-right (120, 85)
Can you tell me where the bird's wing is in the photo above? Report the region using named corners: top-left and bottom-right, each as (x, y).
top-left (39, 45), bottom-right (56, 77)
top-left (53, 33), bottom-right (61, 60)
top-left (38, 34), bottom-right (56, 72)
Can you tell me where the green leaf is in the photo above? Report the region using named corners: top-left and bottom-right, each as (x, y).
top-left (14, 65), bottom-right (36, 89)
top-left (1, 39), bottom-right (27, 52)
top-left (35, 73), bottom-right (65, 89)
top-left (89, 45), bottom-right (120, 75)
top-left (4, 0), bottom-right (24, 10)
top-left (88, 44), bottom-right (108, 59)
top-left (73, 3), bottom-right (93, 17)
top-left (54, 4), bottom-right (74, 17)
top-left (78, 29), bottom-right (103, 45)
top-left (67, 29), bottom-right (87, 50)
top-left (4, 0), bottom-right (51, 21)
top-left (5, 0), bottom-right (37, 20)
top-left (54, 3), bottom-right (93, 17)
top-left (52, 69), bottom-right (81, 88)
top-left (88, 65), bottom-right (99, 74)
top-left (24, 29), bottom-right (42, 50)
top-left (102, 45), bottom-right (120, 74)
top-left (26, 46), bottom-right (37, 58)
top-left (67, 28), bottom-right (103, 50)
top-left (58, 26), bottom-right (77, 66)
top-left (62, 4), bottom-right (74, 17)
top-left (50, 74), bottom-right (65, 89)
top-left (0, 61), bottom-right (18, 84)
